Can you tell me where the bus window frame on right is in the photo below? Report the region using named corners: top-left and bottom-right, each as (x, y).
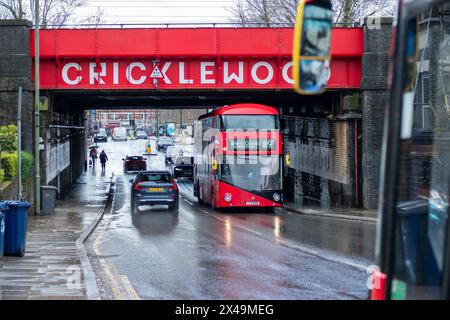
top-left (378, 0), bottom-right (450, 300)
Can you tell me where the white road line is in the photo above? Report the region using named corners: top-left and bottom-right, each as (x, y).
top-left (236, 225), bottom-right (263, 236)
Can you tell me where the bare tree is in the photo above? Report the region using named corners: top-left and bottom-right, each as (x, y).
top-left (333, 0), bottom-right (397, 25)
top-left (0, 0), bottom-right (27, 19)
top-left (78, 6), bottom-right (105, 27)
top-left (0, 0), bottom-right (104, 27)
top-left (28, 0), bottom-right (86, 27)
top-left (229, 0), bottom-right (279, 26)
top-left (229, 0), bottom-right (397, 26)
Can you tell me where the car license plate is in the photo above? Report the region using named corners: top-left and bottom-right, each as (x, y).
top-left (246, 201), bottom-right (260, 206)
top-left (149, 188), bottom-right (163, 192)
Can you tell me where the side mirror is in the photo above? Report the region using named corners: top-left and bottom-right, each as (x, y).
top-left (293, 0), bottom-right (333, 95)
top-left (129, 179), bottom-right (134, 183)
top-left (122, 158), bottom-right (125, 161)
top-left (212, 159), bottom-right (218, 171)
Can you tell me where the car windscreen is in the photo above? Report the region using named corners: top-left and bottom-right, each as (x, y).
top-left (175, 157), bottom-right (193, 164)
top-left (139, 174), bottom-right (172, 184)
top-left (159, 137), bottom-right (173, 143)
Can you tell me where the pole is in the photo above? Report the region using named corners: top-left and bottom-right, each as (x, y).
top-left (156, 109), bottom-right (159, 138)
top-left (17, 87), bottom-right (23, 201)
top-left (34, 0), bottom-right (41, 214)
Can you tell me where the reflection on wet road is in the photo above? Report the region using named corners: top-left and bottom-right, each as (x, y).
top-left (87, 139), bottom-right (376, 300)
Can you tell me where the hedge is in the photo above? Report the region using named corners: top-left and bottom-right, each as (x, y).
top-left (1, 152), bottom-right (18, 180)
top-left (0, 151), bottom-right (33, 182)
top-left (21, 151), bottom-right (34, 182)
top-left (0, 125), bottom-right (18, 152)
top-left (0, 169), bottom-right (4, 184)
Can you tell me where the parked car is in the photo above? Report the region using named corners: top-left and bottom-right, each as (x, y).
top-left (94, 128), bottom-right (108, 143)
top-left (129, 171), bottom-right (179, 213)
top-left (172, 156), bottom-right (194, 179)
top-left (123, 155), bottom-right (147, 173)
top-left (157, 136), bottom-right (174, 152)
top-left (165, 145), bottom-right (184, 164)
top-left (136, 131), bottom-right (148, 139)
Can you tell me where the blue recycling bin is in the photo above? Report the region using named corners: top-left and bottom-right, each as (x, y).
top-left (0, 202), bottom-right (8, 259)
top-left (3, 201), bottom-right (31, 257)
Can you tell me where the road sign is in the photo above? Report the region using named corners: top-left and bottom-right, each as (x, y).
top-left (150, 66), bottom-right (163, 78)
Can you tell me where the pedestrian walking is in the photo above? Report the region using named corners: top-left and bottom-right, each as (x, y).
top-left (99, 150), bottom-right (109, 171)
top-left (89, 148), bottom-right (97, 166)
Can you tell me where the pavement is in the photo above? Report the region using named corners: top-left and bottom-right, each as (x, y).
top-left (0, 167), bottom-right (114, 300)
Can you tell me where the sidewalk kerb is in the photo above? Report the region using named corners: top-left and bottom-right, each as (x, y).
top-left (285, 205), bottom-right (378, 223)
top-left (75, 172), bottom-right (116, 300)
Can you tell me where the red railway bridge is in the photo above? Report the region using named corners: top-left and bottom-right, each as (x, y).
top-left (31, 27), bottom-right (363, 109)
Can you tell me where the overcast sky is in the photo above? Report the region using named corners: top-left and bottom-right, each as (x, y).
top-left (75, 0), bottom-right (237, 25)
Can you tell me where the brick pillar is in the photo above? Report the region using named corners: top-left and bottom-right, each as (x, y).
top-left (0, 20), bottom-right (34, 152)
top-left (361, 17), bottom-right (393, 209)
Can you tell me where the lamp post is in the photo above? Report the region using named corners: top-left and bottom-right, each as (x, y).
top-left (34, 0), bottom-right (41, 214)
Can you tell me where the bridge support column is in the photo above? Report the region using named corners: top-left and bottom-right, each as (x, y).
top-left (361, 17), bottom-right (393, 210)
top-left (281, 93), bottom-right (362, 209)
top-left (0, 20), bottom-right (35, 211)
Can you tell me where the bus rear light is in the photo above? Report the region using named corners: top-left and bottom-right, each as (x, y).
top-left (224, 193), bottom-right (232, 202)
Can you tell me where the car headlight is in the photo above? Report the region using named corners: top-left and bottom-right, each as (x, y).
top-left (273, 193), bottom-right (281, 202)
top-left (224, 193), bottom-right (232, 203)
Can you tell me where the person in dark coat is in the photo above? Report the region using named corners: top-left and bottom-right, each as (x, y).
top-left (99, 150), bottom-right (108, 171)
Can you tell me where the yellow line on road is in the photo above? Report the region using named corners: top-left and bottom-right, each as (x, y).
top-left (100, 258), bottom-right (123, 300)
top-left (121, 275), bottom-right (142, 300)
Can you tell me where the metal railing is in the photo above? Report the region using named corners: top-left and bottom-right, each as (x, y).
top-left (35, 22), bottom-right (299, 29)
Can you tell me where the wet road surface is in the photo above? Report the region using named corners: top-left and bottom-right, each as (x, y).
top-left (86, 139), bottom-right (376, 299)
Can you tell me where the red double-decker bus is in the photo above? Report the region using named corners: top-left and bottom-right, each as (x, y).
top-left (193, 103), bottom-right (283, 210)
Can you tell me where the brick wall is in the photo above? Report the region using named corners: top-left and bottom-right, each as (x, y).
top-left (282, 115), bottom-right (360, 208)
top-left (361, 18), bottom-right (393, 209)
top-left (0, 20), bottom-right (34, 152)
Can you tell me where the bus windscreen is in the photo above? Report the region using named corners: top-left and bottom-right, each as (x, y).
top-left (220, 115), bottom-right (279, 130)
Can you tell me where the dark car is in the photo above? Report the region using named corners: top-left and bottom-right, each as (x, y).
top-left (172, 156), bottom-right (194, 179)
top-left (123, 155), bottom-right (147, 173)
top-left (157, 136), bottom-right (174, 152)
top-left (94, 129), bottom-right (108, 142)
top-left (136, 131), bottom-right (148, 139)
top-left (129, 171), bottom-right (179, 213)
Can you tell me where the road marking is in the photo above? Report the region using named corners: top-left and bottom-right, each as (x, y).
top-left (184, 199), bottom-right (193, 206)
top-left (92, 181), bottom-right (141, 300)
top-left (99, 258), bottom-right (123, 300)
top-left (121, 275), bottom-right (142, 300)
top-left (212, 216), bottom-right (226, 222)
top-left (275, 238), bottom-right (369, 271)
top-left (236, 225), bottom-right (263, 236)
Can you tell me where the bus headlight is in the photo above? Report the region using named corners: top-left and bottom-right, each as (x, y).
top-left (273, 193), bottom-right (281, 202)
top-left (224, 193), bottom-right (232, 203)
